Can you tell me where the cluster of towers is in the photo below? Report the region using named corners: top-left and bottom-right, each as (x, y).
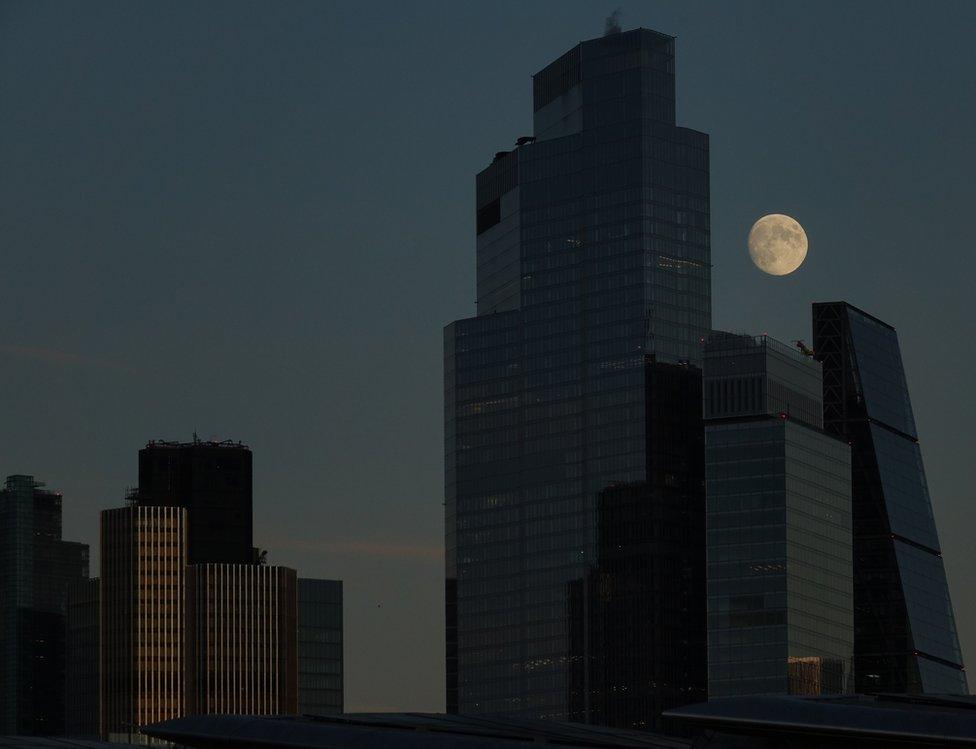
top-left (0, 439), bottom-right (343, 738)
top-left (444, 28), bottom-right (966, 730)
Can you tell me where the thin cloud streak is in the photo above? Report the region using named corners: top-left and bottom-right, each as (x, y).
top-left (0, 344), bottom-right (136, 372)
top-left (265, 535), bottom-right (443, 562)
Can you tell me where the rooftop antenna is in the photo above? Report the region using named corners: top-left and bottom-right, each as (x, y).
top-left (604, 8), bottom-right (622, 36)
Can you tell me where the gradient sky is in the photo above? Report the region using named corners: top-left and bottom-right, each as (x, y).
top-left (2, 0), bottom-right (975, 711)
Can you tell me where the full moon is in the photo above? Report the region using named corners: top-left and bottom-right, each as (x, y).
top-left (748, 214), bottom-right (808, 276)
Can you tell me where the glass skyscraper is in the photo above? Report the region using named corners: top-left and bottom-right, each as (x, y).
top-left (0, 475), bottom-right (89, 736)
top-left (445, 28), bottom-right (710, 728)
top-left (813, 302), bottom-right (967, 694)
top-left (704, 333), bottom-right (853, 698)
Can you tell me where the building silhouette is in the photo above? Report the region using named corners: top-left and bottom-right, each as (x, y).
top-left (703, 333), bottom-right (853, 697)
top-left (445, 28), bottom-right (710, 727)
top-left (813, 302), bottom-right (967, 694)
top-left (136, 439), bottom-right (253, 565)
top-left (65, 577), bottom-right (100, 738)
top-left (0, 475), bottom-right (89, 735)
top-left (297, 578), bottom-right (344, 716)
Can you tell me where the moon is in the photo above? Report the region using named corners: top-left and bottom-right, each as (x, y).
top-left (748, 214), bottom-right (808, 276)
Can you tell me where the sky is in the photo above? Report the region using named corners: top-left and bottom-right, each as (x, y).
top-left (1, 0), bottom-right (975, 711)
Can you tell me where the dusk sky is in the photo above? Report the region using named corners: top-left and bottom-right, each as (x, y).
top-left (2, 0), bottom-right (975, 711)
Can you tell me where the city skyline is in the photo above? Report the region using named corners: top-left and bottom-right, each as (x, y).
top-left (2, 1), bottom-right (976, 714)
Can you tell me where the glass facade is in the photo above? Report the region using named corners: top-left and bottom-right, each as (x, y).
top-left (65, 577), bottom-right (100, 738)
top-left (0, 475), bottom-right (90, 736)
top-left (446, 28), bottom-right (710, 730)
top-left (704, 335), bottom-right (853, 698)
top-left (297, 578), bottom-right (344, 716)
top-left (812, 301), bottom-right (967, 694)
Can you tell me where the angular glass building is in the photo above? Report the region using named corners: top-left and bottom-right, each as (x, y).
top-left (445, 28), bottom-right (710, 728)
top-left (0, 475), bottom-right (90, 736)
top-left (703, 333), bottom-right (853, 698)
top-left (812, 302), bottom-right (967, 694)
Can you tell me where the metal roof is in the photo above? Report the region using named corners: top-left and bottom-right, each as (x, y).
top-left (145, 713), bottom-right (690, 749)
top-left (664, 693), bottom-right (976, 746)
top-left (0, 740), bottom-right (143, 749)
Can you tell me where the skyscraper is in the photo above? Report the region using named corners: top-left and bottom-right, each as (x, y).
top-left (813, 302), bottom-right (967, 694)
top-left (136, 439), bottom-right (253, 565)
top-left (100, 504), bottom-right (188, 741)
top-left (297, 578), bottom-right (344, 716)
top-left (0, 475), bottom-right (89, 736)
top-left (185, 564), bottom-right (298, 715)
top-left (445, 28), bottom-right (710, 727)
top-left (703, 333), bottom-right (853, 697)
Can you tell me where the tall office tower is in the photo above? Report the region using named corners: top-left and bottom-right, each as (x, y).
top-left (0, 475), bottom-right (89, 735)
top-left (65, 578), bottom-right (100, 738)
top-left (703, 333), bottom-right (853, 698)
top-left (813, 302), bottom-right (967, 694)
top-left (101, 505), bottom-right (187, 741)
top-left (185, 564), bottom-right (298, 716)
top-left (445, 28), bottom-right (710, 727)
top-left (297, 578), bottom-right (344, 715)
top-left (136, 439), bottom-right (253, 565)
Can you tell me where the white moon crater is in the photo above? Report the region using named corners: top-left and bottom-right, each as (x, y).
top-left (748, 214), bottom-right (808, 276)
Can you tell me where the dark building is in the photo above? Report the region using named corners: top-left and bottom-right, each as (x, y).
top-left (136, 439), bottom-right (253, 565)
top-left (0, 475), bottom-right (89, 735)
top-left (703, 333), bottom-right (853, 697)
top-left (445, 28), bottom-right (710, 727)
top-left (298, 578), bottom-right (344, 716)
top-left (812, 302), bottom-right (967, 694)
top-left (567, 361), bottom-right (705, 730)
top-left (66, 577), bottom-right (100, 738)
